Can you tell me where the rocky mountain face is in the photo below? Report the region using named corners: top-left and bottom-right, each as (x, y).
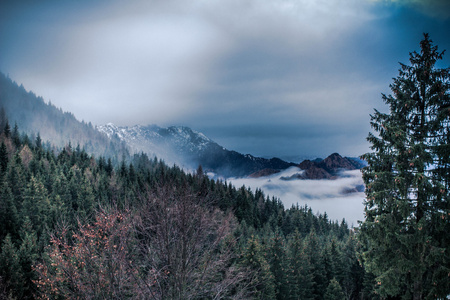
top-left (97, 123), bottom-right (296, 178)
top-left (97, 124), bottom-right (366, 179)
top-left (282, 153), bottom-right (365, 180)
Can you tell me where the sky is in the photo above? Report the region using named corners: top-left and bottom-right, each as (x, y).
top-left (1, 0), bottom-right (449, 160)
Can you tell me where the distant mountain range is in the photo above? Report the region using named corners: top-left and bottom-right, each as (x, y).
top-left (286, 153), bottom-right (365, 180)
top-left (0, 71), bottom-right (365, 178)
top-left (97, 123), bottom-right (365, 179)
top-left (97, 123), bottom-right (296, 178)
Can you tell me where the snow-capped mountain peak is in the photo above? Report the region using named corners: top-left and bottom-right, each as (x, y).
top-left (96, 123), bottom-right (296, 177)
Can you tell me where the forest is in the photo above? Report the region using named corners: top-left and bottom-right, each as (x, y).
top-left (0, 117), bottom-right (366, 299)
top-left (0, 34), bottom-right (449, 299)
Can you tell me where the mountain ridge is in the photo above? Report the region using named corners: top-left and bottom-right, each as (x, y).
top-left (0, 72), bottom-right (127, 160)
top-left (97, 123), bottom-right (297, 178)
top-left (1, 72), bottom-right (363, 179)
top-left (280, 153), bottom-right (365, 180)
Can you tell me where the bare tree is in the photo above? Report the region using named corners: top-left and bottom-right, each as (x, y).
top-left (34, 186), bottom-right (253, 299)
top-left (137, 184), bottom-right (251, 299)
top-left (33, 208), bottom-right (149, 299)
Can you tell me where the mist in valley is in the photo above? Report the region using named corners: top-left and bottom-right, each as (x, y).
top-left (226, 167), bottom-right (365, 226)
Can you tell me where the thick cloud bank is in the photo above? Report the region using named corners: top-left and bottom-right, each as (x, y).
top-left (1, 0), bottom-right (448, 159)
top-left (228, 167), bottom-right (365, 226)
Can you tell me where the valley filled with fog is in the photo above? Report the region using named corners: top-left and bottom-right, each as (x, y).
top-left (227, 167), bottom-right (365, 226)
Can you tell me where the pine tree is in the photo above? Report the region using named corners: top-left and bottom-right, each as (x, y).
top-left (242, 235), bottom-right (276, 299)
top-left (3, 120), bottom-right (10, 138)
top-left (269, 230), bottom-right (288, 300)
top-left (324, 278), bottom-right (345, 300)
top-left (0, 142), bottom-right (8, 174)
top-left (341, 234), bottom-right (364, 299)
top-left (0, 181), bottom-right (18, 241)
top-left (22, 175), bottom-right (50, 237)
top-left (287, 229), bottom-right (314, 300)
top-left (0, 235), bottom-right (24, 298)
top-left (11, 123), bottom-right (20, 148)
top-left (17, 217), bottom-right (39, 299)
top-left (360, 33), bottom-right (450, 299)
top-left (303, 228), bottom-right (327, 300)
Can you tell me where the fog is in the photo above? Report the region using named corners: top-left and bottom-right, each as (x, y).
top-left (226, 167), bottom-right (365, 227)
top-left (1, 0), bottom-right (449, 159)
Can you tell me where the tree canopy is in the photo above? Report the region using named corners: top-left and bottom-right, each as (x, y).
top-left (360, 33), bottom-right (450, 299)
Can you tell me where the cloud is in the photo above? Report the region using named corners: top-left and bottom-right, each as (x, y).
top-left (13, 2), bottom-right (235, 126)
top-left (1, 0), bottom-right (378, 125)
top-left (1, 0), bottom-right (448, 158)
top-left (370, 0), bottom-right (450, 19)
top-left (227, 167), bottom-right (365, 226)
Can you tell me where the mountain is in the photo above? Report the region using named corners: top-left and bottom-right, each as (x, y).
top-left (0, 72), bottom-right (360, 179)
top-left (97, 123), bottom-right (296, 178)
top-left (282, 153), bottom-right (364, 180)
top-left (0, 72), bottom-right (127, 159)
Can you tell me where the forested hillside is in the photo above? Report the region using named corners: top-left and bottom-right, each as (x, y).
top-left (0, 73), bottom-right (127, 160)
top-left (0, 117), bottom-right (371, 299)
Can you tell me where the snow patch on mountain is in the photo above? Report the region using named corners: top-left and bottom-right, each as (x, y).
top-left (96, 123), bottom-right (221, 168)
top-left (96, 123), bottom-right (297, 177)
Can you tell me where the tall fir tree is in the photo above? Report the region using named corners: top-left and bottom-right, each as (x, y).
top-left (242, 235), bottom-right (276, 299)
top-left (269, 230), bottom-right (288, 300)
top-left (360, 33), bottom-right (450, 299)
top-left (287, 229), bottom-right (314, 300)
top-left (324, 278), bottom-right (345, 300)
top-left (0, 234), bottom-right (24, 298)
top-left (304, 228), bottom-right (327, 300)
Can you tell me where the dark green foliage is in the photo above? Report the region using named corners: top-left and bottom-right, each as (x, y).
top-left (341, 233), bottom-right (365, 299)
top-left (324, 278), bottom-right (345, 300)
top-left (269, 231), bottom-right (289, 299)
top-left (0, 234), bottom-right (24, 298)
top-left (0, 142), bottom-right (8, 173)
top-left (0, 120), bottom-right (364, 298)
top-left (242, 235), bottom-right (276, 299)
top-left (286, 229), bottom-right (314, 300)
top-left (304, 228), bottom-right (328, 300)
top-left (0, 181), bottom-right (18, 241)
top-left (360, 34), bottom-right (450, 299)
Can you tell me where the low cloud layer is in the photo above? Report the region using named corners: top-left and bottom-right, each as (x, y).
top-left (227, 168), bottom-right (365, 226)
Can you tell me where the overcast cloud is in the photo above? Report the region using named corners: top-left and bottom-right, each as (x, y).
top-left (0, 0), bottom-right (449, 159)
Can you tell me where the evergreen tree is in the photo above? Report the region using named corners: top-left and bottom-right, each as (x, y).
top-left (242, 235), bottom-right (276, 299)
top-left (304, 228), bottom-right (327, 300)
top-left (0, 182), bottom-right (18, 241)
top-left (269, 230), bottom-right (288, 300)
top-left (0, 235), bottom-right (23, 298)
top-left (17, 218), bottom-right (39, 299)
top-left (0, 142), bottom-right (8, 173)
top-left (324, 278), bottom-right (345, 300)
top-left (22, 176), bottom-right (50, 237)
top-left (35, 133), bottom-right (42, 150)
top-left (3, 120), bottom-right (10, 138)
top-left (341, 234), bottom-right (364, 299)
top-left (11, 122), bottom-right (20, 148)
top-left (360, 34), bottom-right (450, 299)
top-left (287, 229), bottom-right (314, 300)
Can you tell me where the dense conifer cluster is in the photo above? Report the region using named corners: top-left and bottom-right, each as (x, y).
top-left (0, 118), bottom-right (366, 299)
